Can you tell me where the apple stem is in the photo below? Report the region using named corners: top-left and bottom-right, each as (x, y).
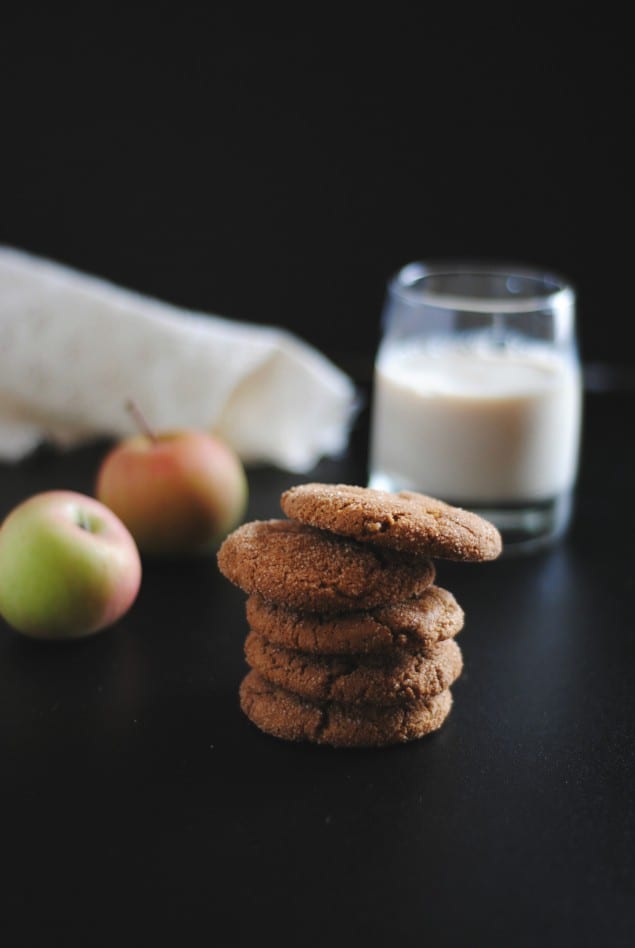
top-left (125, 399), bottom-right (157, 443)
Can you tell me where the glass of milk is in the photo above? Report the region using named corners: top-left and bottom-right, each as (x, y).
top-left (368, 261), bottom-right (583, 554)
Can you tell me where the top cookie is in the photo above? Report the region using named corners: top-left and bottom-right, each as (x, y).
top-left (280, 483), bottom-right (502, 561)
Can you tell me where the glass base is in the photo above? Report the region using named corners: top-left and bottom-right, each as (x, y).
top-left (368, 472), bottom-right (573, 556)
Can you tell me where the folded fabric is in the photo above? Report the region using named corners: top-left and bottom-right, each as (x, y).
top-left (0, 246), bottom-right (359, 471)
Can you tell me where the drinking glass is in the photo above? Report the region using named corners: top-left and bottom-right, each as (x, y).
top-left (368, 261), bottom-right (583, 555)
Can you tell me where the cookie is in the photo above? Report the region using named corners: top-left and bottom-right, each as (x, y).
top-left (243, 631), bottom-right (463, 706)
top-left (280, 483), bottom-right (502, 561)
top-left (239, 671), bottom-right (453, 747)
top-left (217, 519), bottom-right (436, 611)
top-left (245, 585), bottom-right (463, 655)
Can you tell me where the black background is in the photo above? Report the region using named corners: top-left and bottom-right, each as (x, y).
top-left (2, 13), bottom-right (633, 383)
top-left (2, 13), bottom-right (635, 948)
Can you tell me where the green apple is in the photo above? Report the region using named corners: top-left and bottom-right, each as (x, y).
top-left (95, 427), bottom-right (248, 555)
top-left (0, 490), bottom-right (142, 640)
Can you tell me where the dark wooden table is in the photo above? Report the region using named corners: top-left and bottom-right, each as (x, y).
top-left (1, 388), bottom-right (633, 948)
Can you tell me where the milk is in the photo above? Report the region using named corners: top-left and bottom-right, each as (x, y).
top-left (369, 335), bottom-right (582, 505)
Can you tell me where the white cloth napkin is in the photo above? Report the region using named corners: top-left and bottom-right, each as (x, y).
top-left (0, 246), bottom-right (359, 471)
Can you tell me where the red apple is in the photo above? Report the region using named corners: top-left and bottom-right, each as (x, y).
top-left (95, 424), bottom-right (249, 555)
top-left (0, 490), bottom-right (142, 640)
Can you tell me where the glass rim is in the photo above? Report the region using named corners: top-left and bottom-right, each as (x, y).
top-left (389, 260), bottom-right (576, 314)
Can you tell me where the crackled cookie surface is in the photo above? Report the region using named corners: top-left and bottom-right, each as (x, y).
top-left (239, 670), bottom-right (453, 748)
top-left (245, 585), bottom-right (464, 655)
top-left (280, 483), bottom-right (502, 561)
top-left (217, 519), bottom-right (435, 611)
top-left (244, 632), bottom-right (463, 705)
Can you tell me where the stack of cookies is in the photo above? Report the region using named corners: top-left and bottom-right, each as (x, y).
top-left (217, 483), bottom-right (502, 749)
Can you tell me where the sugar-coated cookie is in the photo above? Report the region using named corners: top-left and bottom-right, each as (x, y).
top-left (239, 671), bottom-right (452, 748)
top-left (245, 584), bottom-right (463, 655)
top-left (243, 632), bottom-right (462, 706)
top-left (217, 519), bottom-right (435, 611)
top-left (280, 483), bottom-right (502, 561)
top-left (239, 670), bottom-right (454, 748)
